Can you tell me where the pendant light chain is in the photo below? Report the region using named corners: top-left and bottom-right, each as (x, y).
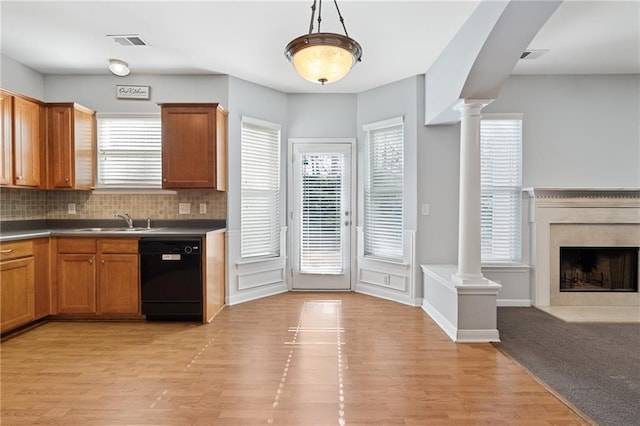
top-left (333, 0), bottom-right (350, 38)
top-left (308, 0), bottom-right (317, 34)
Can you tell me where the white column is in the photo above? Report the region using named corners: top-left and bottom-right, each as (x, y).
top-left (453, 99), bottom-right (493, 285)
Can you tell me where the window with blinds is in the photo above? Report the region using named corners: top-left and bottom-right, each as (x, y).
top-left (363, 117), bottom-right (404, 261)
top-left (480, 115), bottom-right (523, 263)
top-left (241, 117), bottom-right (281, 259)
top-left (300, 153), bottom-right (345, 274)
top-left (96, 114), bottom-right (161, 187)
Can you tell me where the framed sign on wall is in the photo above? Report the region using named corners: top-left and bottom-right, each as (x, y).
top-left (116, 85), bottom-right (150, 100)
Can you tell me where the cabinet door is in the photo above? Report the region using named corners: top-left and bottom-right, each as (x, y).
top-left (0, 92), bottom-right (13, 186)
top-left (57, 253), bottom-right (96, 314)
top-left (47, 105), bottom-right (74, 188)
top-left (1, 257), bottom-right (36, 333)
top-left (47, 104), bottom-right (95, 190)
top-left (98, 253), bottom-right (139, 314)
top-left (162, 105), bottom-right (216, 188)
top-left (13, 97), bottom-right (43, 187)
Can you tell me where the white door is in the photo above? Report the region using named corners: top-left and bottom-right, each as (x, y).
top-left (291, 142), bottom-right (353, 290)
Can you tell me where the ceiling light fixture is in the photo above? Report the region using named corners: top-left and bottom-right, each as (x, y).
top-left (285, 0), bottom-right (362, 85)
top-left (108, 59), bottom-right (130, 77)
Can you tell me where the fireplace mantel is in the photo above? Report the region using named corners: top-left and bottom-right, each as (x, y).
top-left (526, 188), bottom-right (640, 307)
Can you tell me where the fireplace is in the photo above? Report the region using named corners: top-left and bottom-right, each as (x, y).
top-left (527, 188), bottom-right (640, 307)
top-left (560, 247), bottom-right (639, 292)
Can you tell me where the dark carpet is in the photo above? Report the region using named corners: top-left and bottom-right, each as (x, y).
top-left (495, 307), bottom-right (640, 426)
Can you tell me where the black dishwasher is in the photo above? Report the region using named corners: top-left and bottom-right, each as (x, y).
top-left (139, 238), bottom-right (202, 321)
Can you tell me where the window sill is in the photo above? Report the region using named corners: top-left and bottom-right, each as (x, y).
top-left (481, 263), bottom-right (530, 270)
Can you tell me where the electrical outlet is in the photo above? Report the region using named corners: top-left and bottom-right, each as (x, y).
top-left (199, 203), bottom-right (207, 214)
top-left (421, 203), bottom-right (430, 216)
top-left (67, 203), bottom-right (76, 214)
top-left (178, 203), bottom-right (190, 214)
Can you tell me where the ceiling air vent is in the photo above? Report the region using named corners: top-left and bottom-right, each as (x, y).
top-left (107, 34), bottom-right (150, 47)
top-left (520, 49), bottom-right (549, 60)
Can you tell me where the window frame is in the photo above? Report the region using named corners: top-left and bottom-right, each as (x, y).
top-left (480, 113), bottom-right (523, 264)
top-left (362, 116), bottom-right (405, 262)
top-left (95, 113), bottom-right (162, 190)
top-left (240, 116), bottom-right (282, 260)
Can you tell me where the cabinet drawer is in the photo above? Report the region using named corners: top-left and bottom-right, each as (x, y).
top-left (99, 238), bottom-right (138, 254)
top-left (0, 240), bottom-right (34, 261)
top-left (57, 238), bottom-right (96, 254)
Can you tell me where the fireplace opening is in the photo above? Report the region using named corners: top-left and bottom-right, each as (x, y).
top-left (560, 247), bottom-right (639, 292)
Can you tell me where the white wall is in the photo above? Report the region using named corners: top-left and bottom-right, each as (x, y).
top-left (486, 74), bottom-right (640, 188)
top-left (1, 54), bottom-right (44, 99)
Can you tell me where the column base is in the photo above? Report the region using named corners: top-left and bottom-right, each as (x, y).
top-left (451, 272), bottom-right (488, 286)
top-left (422, 264), bottom-right (502, 343)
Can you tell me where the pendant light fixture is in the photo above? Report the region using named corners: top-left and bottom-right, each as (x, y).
top-left (285, 0), bottom-right (362, 85)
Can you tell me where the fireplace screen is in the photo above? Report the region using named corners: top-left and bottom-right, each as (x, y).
top-left (560, 247), bottom-right (639, 292)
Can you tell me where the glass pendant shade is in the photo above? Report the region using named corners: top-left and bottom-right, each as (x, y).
top-left (286, 33), bottom-right (362, 85)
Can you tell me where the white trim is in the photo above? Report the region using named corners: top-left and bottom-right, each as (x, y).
top-left (362, 115), bottom-right (403, 132)
top-left (241, 116), bottom-right (282, 131)
top-left (497, 299), bottom-right (532, 307)
top-left (356, 284), bottom-right (420, 307)
top-left (421, 299), bottom-right (457, 341)
top-left (456, 329), bottom-right (501, 343)
top-left (227, 284), bottom-right (288, 306)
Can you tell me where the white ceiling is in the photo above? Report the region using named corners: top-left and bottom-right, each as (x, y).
top-left (1, 1), bottom-right (638, 94)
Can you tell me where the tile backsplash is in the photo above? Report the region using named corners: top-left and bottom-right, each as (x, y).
top-left (0, 188), bottom-right (226, 221)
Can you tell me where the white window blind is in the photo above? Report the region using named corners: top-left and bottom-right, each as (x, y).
top-left (241, 118), bottom-right (281, 259)
top-left (96, 114), bottom-right (161, 188)
top-left (480, 115), bottom-right (523, 263)
top-left (300, 153), bottom-right (345, 274)
top-left (363, 117), bottom-right (404, 261)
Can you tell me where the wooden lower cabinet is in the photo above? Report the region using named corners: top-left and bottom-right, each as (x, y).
top-left (0, 240), bottom-right (36, 333)
top-left (57, 253), bottom-right (97, 314)
top-left (56, 238), bottom-right (139, 316)
top-left (0, 257), bottom-right (35, 332)
top-left (98, 253), bottom-right (139, 314)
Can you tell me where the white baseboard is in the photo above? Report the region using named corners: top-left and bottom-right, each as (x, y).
top-left (356, 283), bottom-right (421, 307)
top-left (456, 329), bottom-right (501, 343)
top-left (497, 299), bottom-right (532, 307)
top-left (421, 299), bottom-right (457, 341)
top-left (227, 284), bottom-right (288, 306)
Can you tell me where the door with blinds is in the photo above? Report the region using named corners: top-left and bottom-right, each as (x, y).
top-left (291, 142), bottom-right (353, 290)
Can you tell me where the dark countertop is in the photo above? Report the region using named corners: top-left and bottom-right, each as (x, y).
top-left (0, 219), bottom-right (226, 242)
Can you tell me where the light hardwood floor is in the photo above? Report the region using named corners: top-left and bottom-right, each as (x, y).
top-left (1, 292), bottom-right (588, 425)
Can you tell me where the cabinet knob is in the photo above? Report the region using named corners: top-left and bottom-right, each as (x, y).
top-left (65, 178), bottom-right (70, 182)
top-left (101, 260), bottom-right (105, 265)
top-left (0, 249), bottom-right (14, 254)
top-left (162, 178), bottom-right (167, 182)
top-left (16, 176), bottom-right (22, 180)
top-left (89, 259), bottom-right (93, 264)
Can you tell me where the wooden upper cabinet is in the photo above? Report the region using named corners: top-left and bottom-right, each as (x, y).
top-left (47, 103), bottom-right (95, 190)
top-left (160, 103), bottom-right (227, 190)
top-left (13, 96), bottom-right (44, 188)
top-left (0, 92), bottom-right (13, 186)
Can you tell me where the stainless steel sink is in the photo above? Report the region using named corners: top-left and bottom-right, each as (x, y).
top-left (71, 227), bottom-right (166, 233)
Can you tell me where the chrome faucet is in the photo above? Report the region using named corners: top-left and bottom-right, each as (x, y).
top-left (115, 213), bottom-right (134, 228)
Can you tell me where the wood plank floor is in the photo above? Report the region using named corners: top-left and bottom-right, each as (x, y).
top-left (1, 292), bottom-right (588, 425)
